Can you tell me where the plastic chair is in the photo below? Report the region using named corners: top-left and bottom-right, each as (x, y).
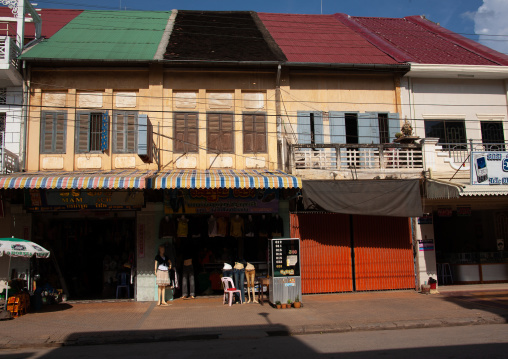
top-left (116, 272), bottom-right (130, 299)
top-left (221, 277), bottom-right (242, 306)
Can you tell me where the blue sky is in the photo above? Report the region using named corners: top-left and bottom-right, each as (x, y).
top-left (35, 0), bottom-right (508, 53)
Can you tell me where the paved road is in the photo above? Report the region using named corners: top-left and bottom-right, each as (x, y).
top-left (2, 324), bottom-right (508, 358)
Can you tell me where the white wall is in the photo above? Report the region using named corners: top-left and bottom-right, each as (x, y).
top-left (1, 86), bottom-right (23, 156)
top-left (401, 77), bottom-right (508, 141)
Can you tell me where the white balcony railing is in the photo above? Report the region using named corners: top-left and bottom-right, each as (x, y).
top-left (290, 143), bottom-right (424, 171)
top-left (0, 146), bottom-right (19, 173)
top-left (0, 35), bottom-right (20, 69)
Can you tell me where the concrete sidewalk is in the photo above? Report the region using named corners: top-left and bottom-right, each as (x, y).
top-left (1, 285), bottom-right (508, 349)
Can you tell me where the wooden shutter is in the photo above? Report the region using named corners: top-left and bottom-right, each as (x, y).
top-left (221, 114), bottom-right (234, 152)
top-left (243, 114), bottom-right (255, 153)
top-left (41, 112), bottom-right (54, 153)
top-left (187, 113), bottom-right (198, 153)
top-left (76, 113), bottom-right (89, 153)
top-left (126, 113), bottom-right (136, 152)
top-left (174, 113), bottom-right (186, 152)
top-left (115, 113), bottom-right (125, 152)
top-left (254, 114), bottom-right (267, 153)
top-left (297, 112), bottom-right (311, 144)
top-left (329, 112), bottom-right (346, 144)
top-left (54, 113), bottom-right (66, 153)
top-left (313, 112), bottom-right (324, 144)
top-left (208, 113), bottom-right (221, 152)
top-left (388, 113), bottom-right (400, 142)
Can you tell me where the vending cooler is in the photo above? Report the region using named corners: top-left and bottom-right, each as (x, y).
top-left (268, 238), bottom-right (301, 304)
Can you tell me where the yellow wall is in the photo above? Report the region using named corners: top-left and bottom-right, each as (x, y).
top-left (26, 66), bottom-right (400, 172)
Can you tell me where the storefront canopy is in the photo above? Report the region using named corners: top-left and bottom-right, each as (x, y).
top-left (302, 179), bottom-right (423, 217)
top-left (151, 169), bottom-right (301, 189)
top-left (0, 169), bottom-right (154, 189)
top-left (425, 179), bottom-right (508, 198)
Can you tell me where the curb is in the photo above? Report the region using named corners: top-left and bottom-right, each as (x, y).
top-left (1, 315), bottom-right (507, 349)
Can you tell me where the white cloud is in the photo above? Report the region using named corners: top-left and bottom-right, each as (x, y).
top-left (473, 0), bottom-right (508, 54)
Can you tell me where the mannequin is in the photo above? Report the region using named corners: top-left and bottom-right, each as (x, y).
top-left (233, 261), bottom-right (245, 304)
top-left (159, 215), bottom-right (176, 267)
top-left (245, 262), bottom-right (258, 303)
top-left (154, 245), bottom-right (171, 306)
top-left (178, 215), bottom-right (194, 299)
top-left (208, 215), bottom-right (218, 237)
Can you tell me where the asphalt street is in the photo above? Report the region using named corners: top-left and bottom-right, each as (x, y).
top-left (2, 324), bottom-right (508, 359)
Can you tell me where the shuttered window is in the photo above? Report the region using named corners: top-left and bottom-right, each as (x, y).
top-left (207, 113), bottom-right (234, 153)
top-left (76, 112), bottom-right (108, 153)
top-left (243, 113), bottom-right (267, 153)
top-left (113, 111), bottom-right (137, 153)
top-left (174, 112), bottom-right (199, 153)
top-left (40, 111), bottom-right (67, 154)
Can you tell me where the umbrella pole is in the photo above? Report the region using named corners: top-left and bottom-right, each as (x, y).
top-left (5, 255), bottom-right (11, 306)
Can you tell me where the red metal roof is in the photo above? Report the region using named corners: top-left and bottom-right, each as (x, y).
top-left (343, 14), bottom-right (508, 66)
top-left (257, 13), bottom-right (398, 64)
top-left (0, 8), bottom-right (82, 39)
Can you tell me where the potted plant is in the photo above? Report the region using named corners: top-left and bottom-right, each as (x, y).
top-left (294, 296), bottom-right (301, 308)
top-left (275, 301), bottom-right (281, 309)
top-left (287, 299), bottom-right (292, 308)
top-left (281, 302), bottom-right (287, 309)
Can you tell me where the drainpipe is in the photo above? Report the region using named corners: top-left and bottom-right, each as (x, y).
top-left (21, 61), bottom-right (29, 171)
top-left (276, 63), bottom-right (283, 171)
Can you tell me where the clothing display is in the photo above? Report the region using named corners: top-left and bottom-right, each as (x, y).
top-left (217, 217), bottom-right (228, 237)
top-left (270, 215), bottom-right (284, 237)
top-left (245, 217), bottom-right (255, 237)
top-left (159, 216), bottom-right (175, 238)
top-left (230, 216), bottom-right (244, 238)
top-left (233, 267), bottom-right (245, 303)
top-left (177, 216), bottom-right (189, 237)
top-left (156, 269), bottom-right (171, 286)
top-left (208, 216), bottom-right (218, 237)
top-left (258, 215), bottom-right (270, 237)
top-left (182, 265), bottom-right (195, 297)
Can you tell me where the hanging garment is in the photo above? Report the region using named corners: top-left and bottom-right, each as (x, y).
top-left (217, 217), bottom-right (228, 237)
top-left (208, 216), bottom-right (218, 237)
top-left (177, 217), bottom-right (189, 237)
top-left (230, 216), bottom-right (244, 238)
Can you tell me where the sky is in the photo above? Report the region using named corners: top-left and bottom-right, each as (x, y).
top-left (33, 0), bottom-right (508, 54)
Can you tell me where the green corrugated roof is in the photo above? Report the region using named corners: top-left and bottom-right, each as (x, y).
top-left (21, 10), bottom-right (171, 60)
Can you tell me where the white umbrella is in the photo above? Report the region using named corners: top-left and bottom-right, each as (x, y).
top-left (0, 237), bottom-right (50, 310)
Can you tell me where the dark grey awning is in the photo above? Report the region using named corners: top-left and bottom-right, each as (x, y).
top-left (302, 179), bottom-right (423, 217)
top-left (425, 180), bottom-right (461, 199)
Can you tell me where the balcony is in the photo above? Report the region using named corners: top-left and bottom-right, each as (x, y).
top-left (0, 35), bottom-right (22, 86)
top-left (1, 146), bottom-right (19, 174)
top-left (288, 143), bottom-right (423, 180)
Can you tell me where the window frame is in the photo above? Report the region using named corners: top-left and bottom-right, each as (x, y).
top-left (207, 112), bottom-right (234, 153)
top-left (75, 111), bottom-right (107, 154)
top-left (378, 113), bottom-right (390, 144)
top-left (173, 112), bottom-right (199, 153)
top-left (40, 111), bottom-right (67, 154)
top-left (112, 110), bottom-right (138, 154)
top-left (424, 119), bottom-right (467, 149)
top-left (243, 112), bottom-right (267, 154)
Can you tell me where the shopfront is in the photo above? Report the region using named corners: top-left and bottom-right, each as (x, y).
top-left (423, 180), bottom-right (508, 285)
top-left (0, 170), bottom-right (153, 301)
top-left (135, 169), bottom-right (301, 301)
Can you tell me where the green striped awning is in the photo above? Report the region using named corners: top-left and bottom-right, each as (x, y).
top-left (152, 169), bottom-right (301, 189)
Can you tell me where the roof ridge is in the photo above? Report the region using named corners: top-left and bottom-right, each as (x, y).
top-left (333, 13), bottom-right (412, 63)
top-left (405, 15), bottom-right (508, 66)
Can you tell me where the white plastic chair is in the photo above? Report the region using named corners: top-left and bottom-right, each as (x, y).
top-left (221, 277), bottom-right (242, 306)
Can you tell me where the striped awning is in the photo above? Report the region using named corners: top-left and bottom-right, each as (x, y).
top-left (152, 169), bottom-right (301, 189)
top-left (0, 169), bottom-right (154, 189)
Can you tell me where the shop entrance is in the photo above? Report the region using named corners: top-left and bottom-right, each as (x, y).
top-left (32, 213), bottom-right (136, 300)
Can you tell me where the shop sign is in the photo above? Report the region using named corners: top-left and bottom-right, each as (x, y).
top-left (471, 151), bottom-right (508, 185)
top-left (457, 206), bottom-right (472, 217)
top-left (163, 188), bottom-right (278, 214)
top-left (418, 239), bottom-right (434, 251)
top-left (271, 238), bottom-right (300, 277)
top-left (25, 189), bottom-right (144, 211)
top-left (418, 214), bottom-right (433, 224)
top-left (437, 208), bottom-right (453, 217)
